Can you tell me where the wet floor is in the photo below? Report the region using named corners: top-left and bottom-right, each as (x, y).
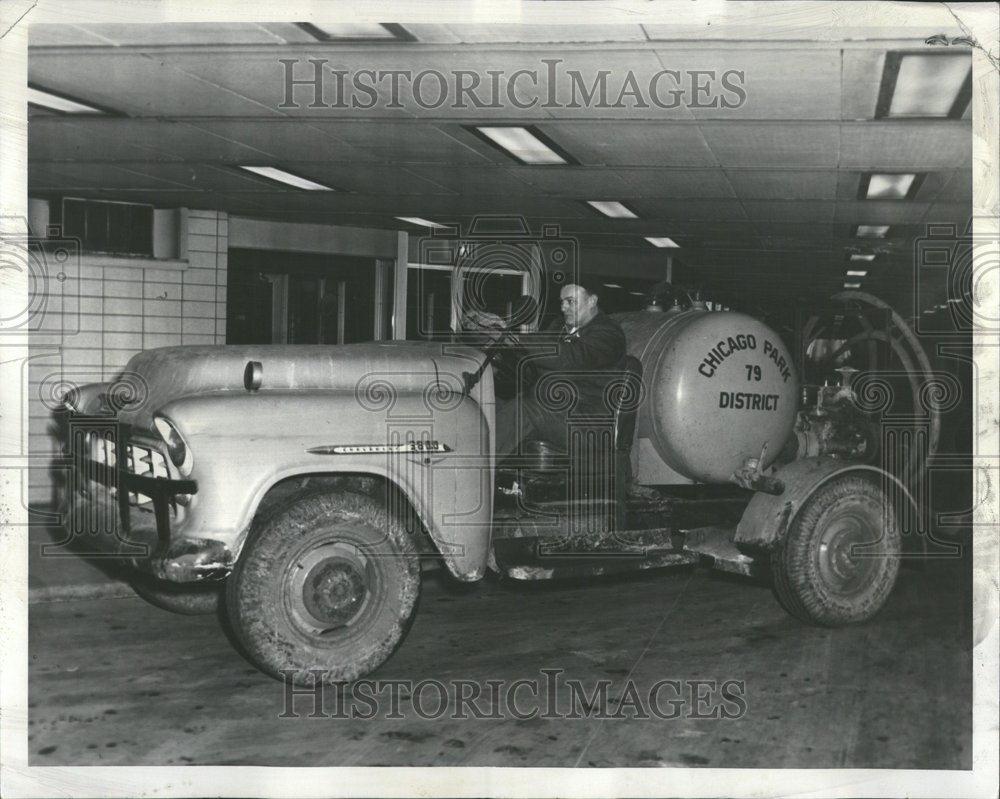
top-left (28, 554), bottom-right (972, 768)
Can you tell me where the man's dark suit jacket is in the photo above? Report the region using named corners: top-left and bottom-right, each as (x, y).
top-left (527, 312), bottom-right (627, 418)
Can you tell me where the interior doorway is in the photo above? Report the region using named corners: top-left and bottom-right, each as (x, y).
top-left (227, 249), bottom-right (377, 345)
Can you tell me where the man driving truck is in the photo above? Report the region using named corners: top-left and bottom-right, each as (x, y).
top-left (482, 279), bottom-right (627, 457)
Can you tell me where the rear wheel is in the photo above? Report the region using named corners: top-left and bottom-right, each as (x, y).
top-left (771, 475), bottom-right (900, 625)
top-left (226, 490), bottom-right (420, 685)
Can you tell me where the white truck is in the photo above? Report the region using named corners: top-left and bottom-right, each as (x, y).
top-left (65, 287), bottom-right (917, 685)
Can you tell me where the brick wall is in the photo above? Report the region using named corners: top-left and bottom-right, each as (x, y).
top-left (28, 209), bottom-right (228, 505)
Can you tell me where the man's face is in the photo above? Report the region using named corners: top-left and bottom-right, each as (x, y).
top-left (559, 284), bottom-right (598, 328)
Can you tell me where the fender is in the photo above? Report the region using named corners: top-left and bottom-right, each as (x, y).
top-left (157, 389), bottom-right (494, 582)
top-left (734, 456), bottom-right (919, 551)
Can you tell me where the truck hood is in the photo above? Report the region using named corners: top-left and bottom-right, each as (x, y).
top-left (113, 341), bottom-right (487, 429)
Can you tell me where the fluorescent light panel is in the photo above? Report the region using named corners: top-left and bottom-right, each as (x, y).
top-left (474, 127), bottom-right (568, 165)
top-left (866, 173), bottom-right (916, 200)
top-left (602, 283), bottom-right (623, 289)
top-left (311, 23), bottom-right (395, 38)
top-left (888, 54), bottom-right (971, 118)
top-left (856, 225), bottom-right (890, 238)
top-left (645, 237), bottom-right (679, 248)
top-left (296, 22), bottom-right (414, 41)
top-left (850, 253), bottom-right (876, 262)
top-left (844, 283), bottom-right (862, 289)
top-left (395, 216), bottom-right (445, 229)
top-left (239, 166), bottom-right (334, 191)
top-left (28, 85), bottom-right (106, 114)
top-left (846, 270), bottom-right (868, 277)
top-left (587, 201), bottom-right (637, 219)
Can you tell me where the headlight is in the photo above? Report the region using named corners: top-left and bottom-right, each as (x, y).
top-left (62, 388), bottom-right (82, 414)
top-left (153, 415), bottom-right (193, 476)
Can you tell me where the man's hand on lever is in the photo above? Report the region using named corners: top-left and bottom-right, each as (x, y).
top-left (460, 309), bottom-right (501, 330)
top-left (459, 311), bottom-right (524, 394)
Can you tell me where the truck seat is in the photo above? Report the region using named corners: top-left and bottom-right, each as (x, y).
top-left (510, 354), bottom-right (643, 473)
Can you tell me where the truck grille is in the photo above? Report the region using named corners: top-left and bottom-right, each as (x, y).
top-left (87, 434), bottom-right (169, 508)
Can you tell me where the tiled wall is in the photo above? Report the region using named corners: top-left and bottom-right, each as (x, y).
top-left (28, 209), bottom-right (228, 504)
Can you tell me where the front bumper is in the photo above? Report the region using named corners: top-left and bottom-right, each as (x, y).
top-left (69, 425), bottom-right (234, 583)
top-left (75, 492), bottom-right (234, 582)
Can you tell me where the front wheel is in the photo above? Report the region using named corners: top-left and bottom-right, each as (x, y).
top-left (226, 490), bottom-right (420, 685)
top-left (771, 475), bottom-right (900, 626)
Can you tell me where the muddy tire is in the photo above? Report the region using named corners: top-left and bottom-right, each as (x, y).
top-left (771, 475), bottom-right (900, 626)
top-left (226, 490), bottom-right (420, 685)
top-left (130, 576), bottom-right (222, 616)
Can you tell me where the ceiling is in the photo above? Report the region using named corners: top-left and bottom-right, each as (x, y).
top-left (26, 22), bottom-right (973, 312)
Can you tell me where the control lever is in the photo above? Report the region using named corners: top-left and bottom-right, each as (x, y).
top-left (461, 326), bottom-right (518, 396)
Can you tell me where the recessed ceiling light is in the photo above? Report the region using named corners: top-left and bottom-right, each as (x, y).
top-left (846, 270), bottom-right (868, 277)
top-left (470, 126), bottom-right (574, 165)
top-left (922, 309), bottom-right (934, 314)
top-left (295, 22), bottom-right (415, 42)
top-left (844, 282), bottom-right (862, 289)
top-left (238, 166), bottom-right (335, 191)
top-left (587, 201), bottom-right (638, 219)
top-left (28, 84), bottom-right (110, 114)
top-left (856, 224), bottom-right (890, 238)
top-left (395, 216), bottom-right (445, 229)
top-left (602, 283), bottom-right (623, 289)
top-left (850, 253), bottom-right (876, 262)
top-left (645, 237), bottom-right (680, 248)
top-left (862, 173), bottom-right (918, 200)
top-left (629, 291), bottom-right (646, 297)
top-left (878, 52), bottom-right (972, 119)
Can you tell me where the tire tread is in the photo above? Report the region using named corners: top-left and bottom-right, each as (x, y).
top-left (226, 489), bottom-right (420, 684)
top-left (770, 475), bottom-right (900, 626)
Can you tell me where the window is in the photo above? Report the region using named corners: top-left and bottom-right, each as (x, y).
top-left (59, 197), bottom-right (153, 256)
top-left (406, 263), bottom-right (535, 340)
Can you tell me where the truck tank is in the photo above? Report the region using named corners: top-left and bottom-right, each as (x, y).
top-left (613, 308), bottom-right (799, 485)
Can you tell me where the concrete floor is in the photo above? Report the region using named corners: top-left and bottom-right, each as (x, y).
top-left (28, 554), bottom-right (972, 769)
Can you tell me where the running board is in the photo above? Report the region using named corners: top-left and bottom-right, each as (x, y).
top-left (492, 525), bottom-right (757, 581)
top-left (492, 528), bottom-right (698, 582)
top-left (502, 550), bottom-right (699, 582)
